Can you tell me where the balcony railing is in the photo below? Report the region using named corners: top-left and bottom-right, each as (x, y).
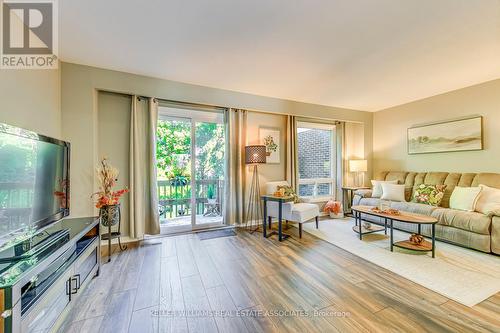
top-left (157, 179), bottom-right (224, 219)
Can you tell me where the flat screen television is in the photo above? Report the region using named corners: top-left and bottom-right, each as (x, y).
top-left (0, 123), bottom-right (70, 243)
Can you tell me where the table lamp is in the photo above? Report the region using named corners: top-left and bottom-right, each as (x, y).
top-left (349, 159), bottom-right (367, 187)
top-left (245, 145), bottom-right (267, 231)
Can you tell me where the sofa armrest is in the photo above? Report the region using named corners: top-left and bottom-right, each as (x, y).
top-left (491, 216), bottom-right (500, 255)
top-left (487, 209), bottom-right (500, 218)
top-left (354, 189), bottom-right (373, 198)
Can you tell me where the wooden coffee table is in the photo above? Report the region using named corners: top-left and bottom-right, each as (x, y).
top-left (351, 205), bottom-right (438, 258)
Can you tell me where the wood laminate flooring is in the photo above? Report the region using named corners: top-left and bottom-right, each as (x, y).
top-left (58, 226), bottom-right (500, 333)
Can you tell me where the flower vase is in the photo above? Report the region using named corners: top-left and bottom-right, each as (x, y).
top-left (329, 212), bottom-right (344, 219)
top-left (100, 203), bottom-right (121, 227)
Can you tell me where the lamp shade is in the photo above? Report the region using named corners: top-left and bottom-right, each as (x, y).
top-left (349, 159), bottom-right (367, 172)
top-left (245, 145), bottom-right (267, 164)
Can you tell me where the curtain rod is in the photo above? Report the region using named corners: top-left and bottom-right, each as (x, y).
top-left (137, 95), bottom-right (227, 111)
top-left (138, 95), bottom-right (349, 124)
top-left (99, 89), bottom-right (359, 124)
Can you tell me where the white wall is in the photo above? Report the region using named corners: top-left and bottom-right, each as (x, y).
top-left (245, 112), bottom-right (288, 196)
top-left (0, 69), bottom-right (61, 137)
top-left (61, 62), bottom-right (373, 235)
top-left (373, 79), bottom-right (500, 174)
top-left (97, 91), bottom-right (132, 237)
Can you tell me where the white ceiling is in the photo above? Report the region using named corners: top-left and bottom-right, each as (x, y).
top-left (60, 0), bottom-right (500, 111)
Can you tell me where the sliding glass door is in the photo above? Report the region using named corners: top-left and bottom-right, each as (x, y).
top-left (156, 106), bottom-right (226, 233)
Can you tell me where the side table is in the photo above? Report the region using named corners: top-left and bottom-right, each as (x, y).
top-left (342, 186), bottom-right (370, 216)
top-left (261, 195), bottom-right (294, 241)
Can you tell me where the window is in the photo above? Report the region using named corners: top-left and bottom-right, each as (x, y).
top-left (297, 122), bottom-right (336, 199)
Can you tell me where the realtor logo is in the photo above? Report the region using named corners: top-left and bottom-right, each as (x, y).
top-left (1, 0), bottom-right (58, 69)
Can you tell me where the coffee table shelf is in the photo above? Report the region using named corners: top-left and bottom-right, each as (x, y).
top-left (352, 225), bottom-right (385, 235)
top-left (393, 239), bottom-right (432, 251)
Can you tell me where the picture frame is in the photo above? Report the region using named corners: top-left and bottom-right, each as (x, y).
top-left (259, 127), bottom-right (280, 164)
top-left (407, 116), bottom-right (483, 155)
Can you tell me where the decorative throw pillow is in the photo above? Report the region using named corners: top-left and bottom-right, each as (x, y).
top-left (371, 180), bottom-right (398, 198)
top-left (475, 184), bottom-right (500, 216)
top-left (276, 185), bottom-right (300, 203)
top-left (412, 184), bottom-right (447, 206)
top-left (380, 183), bottom-right (406, 202)
top-left (449, 186), bottom-right (482, 212)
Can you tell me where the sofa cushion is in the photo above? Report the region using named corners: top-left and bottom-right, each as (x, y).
top-left (384, 171), bottom-right (408, 185)
top-left (471, 173), bottom-right (500, 189)
top-left (449, 186), bottom-right (482, 212)
top-left (403, 172), bottom-right (418, 201)
top-left (414, 172), bottom-right (427, 187)
top-left (390, 201), bottom-right (439, 216)
top-left (374, 171), bottom-right (389, 181)
top-left (289, 203), bottom-right (320, 223)
top-left (354, 189), bottom-right (372, 198)
top-left (412, 184), bottom-right (447, 206)
top-left (381, 183), bottom-right (406, 202)
top-left (371, 179), bottom-right (398, 198)
top-left (475, 184), bottom-right (500, 216)
top-left (431, 208), bottom-right (492, 235)
top-left (458, 173), bottom-right (477, 187)
top-left (442, 173), bottom-right (462, 208)
top-left (357, 197), bottom-right (382, 207)
top-left (424, 172), bottom-right (449, 185)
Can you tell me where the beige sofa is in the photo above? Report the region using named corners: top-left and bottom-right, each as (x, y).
top-left (352, 171), bottom-right (500, 254)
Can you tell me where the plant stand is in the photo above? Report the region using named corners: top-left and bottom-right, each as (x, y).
top-left (100, 204), bottom-right (127, 263)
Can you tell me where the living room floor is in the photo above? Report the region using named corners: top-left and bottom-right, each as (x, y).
top-left (59, 226), bottom-right (500, 333)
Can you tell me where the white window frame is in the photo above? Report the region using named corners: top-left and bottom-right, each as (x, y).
top-left (297, 121), bottom-right (337, 200)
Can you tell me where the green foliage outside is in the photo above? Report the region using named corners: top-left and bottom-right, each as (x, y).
top-left (156, 120), bottom-right (225, 201)
top-left (156, 120), bottom-right (191, 180)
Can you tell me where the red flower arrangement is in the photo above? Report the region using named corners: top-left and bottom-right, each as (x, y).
top-left (324, 200), bottom-right (342, 215)
top-left (92, 158), bottom-right (129, 209)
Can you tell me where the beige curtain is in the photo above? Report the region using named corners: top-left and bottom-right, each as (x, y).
top-left (129, 96), bottom-right (160, 238)
top-left (286, 115), bottom-right (298, 190)
top-left (225, 108), bottom-right (247, 225)
top-left (337, 121), bottom-right (347, 199)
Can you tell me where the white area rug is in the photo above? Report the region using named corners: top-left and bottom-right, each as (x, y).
top-left (303, 218), bottom-right (500, 307)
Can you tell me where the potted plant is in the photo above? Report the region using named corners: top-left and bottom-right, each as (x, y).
top-left (92, 158), bottom-right (129, 227)
top-left (207, 184), bottom-right (216, 205)
top-left (324, 200), bottom-right (343, 219)
top-left (167, 155), bottom-right (190, 187)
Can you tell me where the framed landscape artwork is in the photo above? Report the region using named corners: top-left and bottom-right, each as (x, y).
top-left (408, 116), bottom-right (483, 154)
top-left (259, 127), bottom-right (280, 163)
